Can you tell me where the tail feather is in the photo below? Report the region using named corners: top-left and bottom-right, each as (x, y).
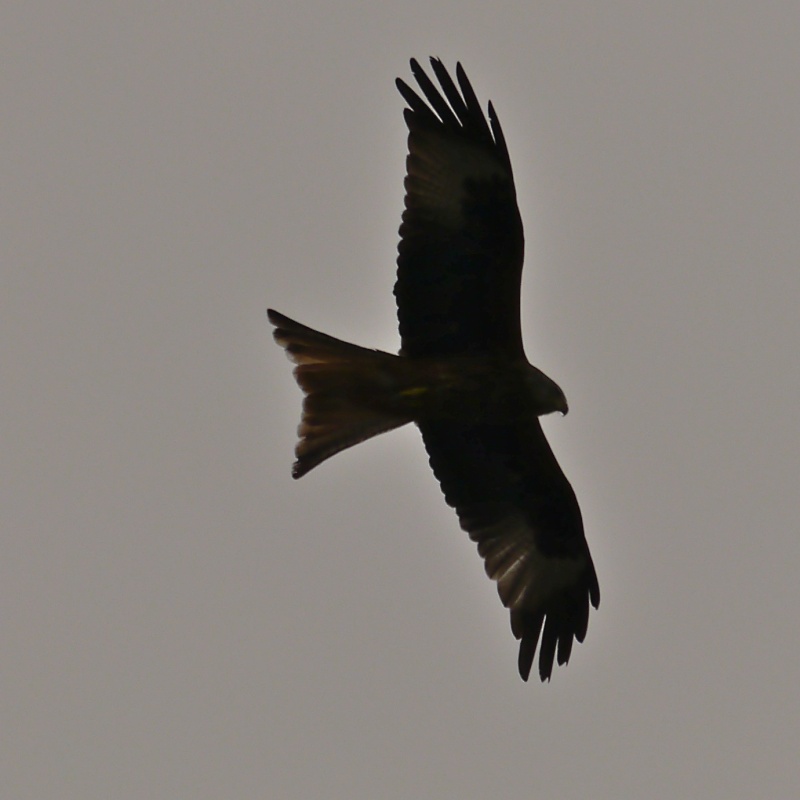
top-left (268, 309), bottom-right (412, 477)
top-left (268, 309), bottom-right (382, 366)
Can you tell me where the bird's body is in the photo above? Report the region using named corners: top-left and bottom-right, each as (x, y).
top-left (269, 58), bottom-right (599, 681)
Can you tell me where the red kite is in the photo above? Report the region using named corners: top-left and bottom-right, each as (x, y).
top-left (269, 58), bottom-right (599, 681)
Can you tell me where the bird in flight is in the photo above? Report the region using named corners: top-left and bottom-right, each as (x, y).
top-left (268, 58), bottom-right (599, 681)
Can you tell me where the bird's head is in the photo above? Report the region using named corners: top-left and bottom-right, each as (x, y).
top-left (526, 365), bottom-right (568, 417)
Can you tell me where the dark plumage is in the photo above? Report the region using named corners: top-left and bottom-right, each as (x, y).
top-left (269, 58), bottom-right (599, 681)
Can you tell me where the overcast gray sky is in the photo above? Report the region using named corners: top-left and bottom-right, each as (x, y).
top-left (3, 2), bottom-right (799, 798)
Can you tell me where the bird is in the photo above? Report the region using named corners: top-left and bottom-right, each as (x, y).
top-left (268, 58), bottom-right (599, 682)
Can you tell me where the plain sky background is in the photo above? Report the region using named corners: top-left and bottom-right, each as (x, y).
top-left (3, 2), bottom-right (799, 798)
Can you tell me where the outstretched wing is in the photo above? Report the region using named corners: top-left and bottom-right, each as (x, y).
top-left (395, 58), bottom-right (525, 359)
top-left (418, 417), bottom-right (599, 681)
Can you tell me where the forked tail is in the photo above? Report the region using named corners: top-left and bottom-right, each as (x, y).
top-left (268, 309), bottom-right (413, 478)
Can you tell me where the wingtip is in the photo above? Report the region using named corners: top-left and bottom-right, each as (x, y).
top-left (267, 308), bottom-right (286, 327)
top-left (291, 461), bottom-right (306, 480)
top-left (590, 573), bottom-right (601, 609)
top-left (410, 56), bottom-right (445, 75)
